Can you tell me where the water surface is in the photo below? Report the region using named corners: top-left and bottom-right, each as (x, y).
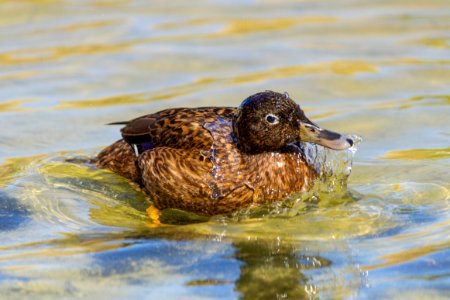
top-left (0, 0), bottom-right (449, 299)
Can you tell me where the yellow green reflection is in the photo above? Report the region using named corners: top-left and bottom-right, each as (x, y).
top-left (60, 20), bottom-right (118, 32)
top-left (374, 95), bottom-right (450, 110)
top-left (416, 37), bottom-right (450, 49)
top-left (0, 155), bottom-right (46, 188)
top-left (363, 240), bottom-right (450, 271)
top-left (230, 60), bottom-right (377, 84)
top-left (0, 99), bottom-right (33, 112)
top-left (222, 16), bottom-right (337, 35)
top-left (56, 77), bottom-right (217, 109)
top-left (382, 147), bottom-right (450, 160)
top-left (0, 42), bottom-right (132, 65)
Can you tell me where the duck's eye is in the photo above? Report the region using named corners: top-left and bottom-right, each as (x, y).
top-left (265, 114), bottom-right (279, 124)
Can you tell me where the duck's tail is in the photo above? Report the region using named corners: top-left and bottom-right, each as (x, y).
top-left (106, 121), bottom-right (129, 125)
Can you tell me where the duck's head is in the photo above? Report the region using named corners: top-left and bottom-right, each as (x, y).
top-left (233, 91), bottom-right (354, 153)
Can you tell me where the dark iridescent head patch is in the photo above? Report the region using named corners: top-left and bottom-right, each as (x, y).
top-left (131, 142), bottom-right (154, 156)
top-left (141, 142), bottom-right (154, 151)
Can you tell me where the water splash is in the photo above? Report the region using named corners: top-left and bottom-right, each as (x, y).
top-left (301, 133), bottom-right (363, 193)
top-left (275, 133), bottom-right (364, 216)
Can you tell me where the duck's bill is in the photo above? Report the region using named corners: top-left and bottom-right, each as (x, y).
top-left (299, 120), bottom-right (353, 150)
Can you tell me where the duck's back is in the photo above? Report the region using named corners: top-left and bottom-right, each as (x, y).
top-left (120, 107), bottom-right (237, 151)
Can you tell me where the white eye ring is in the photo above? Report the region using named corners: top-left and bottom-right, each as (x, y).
top-left (265, 114), bottom-right (279, 125)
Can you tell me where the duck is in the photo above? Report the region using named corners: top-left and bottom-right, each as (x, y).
top-left (96, 91), bottom-right (354, 216)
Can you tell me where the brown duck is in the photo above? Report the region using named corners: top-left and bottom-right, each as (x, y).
top-left (96, 91), bottom-right (353, 216)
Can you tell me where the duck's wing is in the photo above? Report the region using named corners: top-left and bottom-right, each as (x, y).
top-left (116, 107), bottom-right (236, 154)
top-left (96, 107), bottom-right (236, 182)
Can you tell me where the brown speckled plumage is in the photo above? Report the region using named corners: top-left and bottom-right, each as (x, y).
top-left (96, 91), bottom-right (353, 216)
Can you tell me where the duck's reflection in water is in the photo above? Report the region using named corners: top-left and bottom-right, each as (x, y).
top-left (232, 238), bottom-right (330, 299)
top-left (1, 223), bottom-right (348, 299)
